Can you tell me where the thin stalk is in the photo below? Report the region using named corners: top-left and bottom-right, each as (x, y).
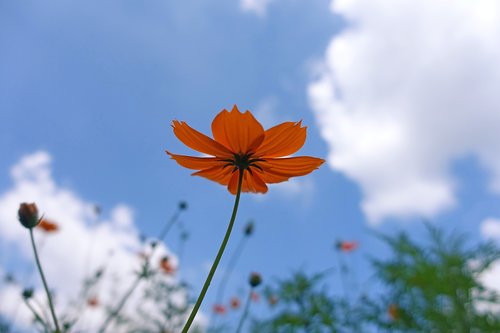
top-left (181, 169), bottom-right (245, 333)
top-left (23, 298), bottom-right (50, 333)
top-left (97, 275), bottom-right (142, 333)
top-left (97, 204), bottom-right (184, 333)
top-left (29, 228), bottom-right (61, 333)
top-left (157, 210), bottom-right (181, 242)
top-left (235, 288), bottom-right (253, 333)
top-left (215, 236), bottom-right (247, 303)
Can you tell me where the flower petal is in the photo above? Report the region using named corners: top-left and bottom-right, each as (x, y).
top-left (172, 120), bottom-right (233, 157)
top-left (226, 169), bottom-right (268, 194)
top-left (166, 151), bottom-right (226, 170)
top-left (193, 165), bottom-right (235, 185)
top-left (228, 171), bottom-right (241, 194)
top-left (211, 105), bottom-right (265, 154)
top-left (254, 121), bottom-right (307, 158)
top-left (243, 171), bottom-right (268, 193)
top-left (257, 156), bottom-right (325, 183)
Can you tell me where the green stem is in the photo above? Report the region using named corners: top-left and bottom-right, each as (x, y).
top-left (235, 288), bottom-right (253, 333)
top-left (23, 298), bottom-right (49, 332)
top-left (181, 169), bottom-right (245, 333)
top-left (97, 204), bottom-right (184, 333)
top-left (97, 275), bottom-right (142, 333)
top-left (29, 228), bottom-right (61, 333)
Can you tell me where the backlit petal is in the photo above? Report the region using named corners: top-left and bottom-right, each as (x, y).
top-left (257, 156), bottom-right (325, 182)
top-left (211, 106), bottom-right (265, 154)
top-left (228, 171), bottom-right (241, 195)
top-left (172, 120), bottom-right (233, 157)
top-left (243, 171), bottom-right (268, 193)
top-left (193, 165), bottom-right (235, 185)
top-left (255, 121), bottom-right (306, 158)
top-left (166, 151), bottom-right (226, 170)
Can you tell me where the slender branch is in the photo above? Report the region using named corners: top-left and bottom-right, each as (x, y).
top-left (97, 204), bottom-right (184, 333)
top-left (97, 275), bottom-right (142, 333)
top-left (181, 169), bottom-right (245, 333)
top-left (23, 298), bottom-right (50, 332)
top-left (215, 236), bottom-right (247, 303)
top-left (29, 228), bottom-right (61, 333)
top-left (158, 210), bottom-right (181, 242)
top-left (235, 288), bottom-right (253, 333)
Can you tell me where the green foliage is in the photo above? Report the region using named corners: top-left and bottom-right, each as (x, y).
top-left (252, 225), bottom-right (500, 333)
top-left (251, 271), bottom-right (346, 333)
top-left (361, 225), bottom-right (500, 333)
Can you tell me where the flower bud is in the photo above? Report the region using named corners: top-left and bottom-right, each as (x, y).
top-left (248, 272), bottom-right (262, 288)
top-left (244, 221), bottom-right (255, 237)
top-left (179, 201), bottom-right (188, 211)
top-left (18, 203), bottom-right (40, 229)
top-left (22, 288), bottom-right (34, 299)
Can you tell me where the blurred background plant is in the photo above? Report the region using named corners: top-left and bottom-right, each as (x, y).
top-left (3, 206), bottom-right (500, 333)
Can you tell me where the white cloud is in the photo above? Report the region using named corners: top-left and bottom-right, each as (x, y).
top-left (240, 0), bottom-right (275, 17)
top-left (0, 152), bottom-right (195, 331)
top-left (481, 218), bottom-right (500, 240)
top-left (308, 0), bottom-right (500, 223)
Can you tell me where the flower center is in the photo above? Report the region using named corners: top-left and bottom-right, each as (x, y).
top-left (222, 154), bottom-right (265, 173)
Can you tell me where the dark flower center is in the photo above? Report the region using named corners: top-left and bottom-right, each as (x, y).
top-left (222, 153), bottom-right (265, 173)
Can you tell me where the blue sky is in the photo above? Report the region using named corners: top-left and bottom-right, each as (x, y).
top-left (2, 0), bottom-right (500, 330)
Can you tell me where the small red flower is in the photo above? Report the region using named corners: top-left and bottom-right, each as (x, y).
top-left (87, 297), bottom-right (99, 308)
top-left (250, 291), bottom-right (260, 303)
top-left (159, 256), bottom-right (176, 275)
top-left (336, 240), bottom-right (358, 252)
top-left (387, 304), bottom-right (399, 321)
top-left (37, 219), bottom-right (60, 233)
top-left (212, 304), bottom-right (227, 315)
top-left (230, 297), bottom-right (241, 309)
top-left (268, 295), bottom-right (279, 306)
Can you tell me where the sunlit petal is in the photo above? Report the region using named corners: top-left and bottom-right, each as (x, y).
top-left (166, 151), bottom-right (226, 170)
top-left (255, 121), bottom-right (306, 158)
top-left (172, 120), bottom-right (233, 157)
top-left (211, 105), bottom-right (265, 154)
top-left (193, 165), bottom-right (235, 185)
top-left (258, 156), bottom-right (325, 178)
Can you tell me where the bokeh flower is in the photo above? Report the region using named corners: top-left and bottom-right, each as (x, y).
top-left (37, 218), bottom-right (60, 233)
top-left (387, 303), bottom-right (399, 321)
top-left (212, 304), bottom-right (227, 315)
top-left (167, 105), bottom-right (325, 194)
top-left (230, 297), bottom-right (241, 309)
top-left (87, 297), bottom-right (99, 308)
top-left (336, 240), bottom-right (359, 252)
top-left (159, 256), bottom-right (176, 275)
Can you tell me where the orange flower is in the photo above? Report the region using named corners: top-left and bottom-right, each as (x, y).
top-left (212, 304), bottom-right (227, 315)
top-left (336, 240), bottom-right (358, 252)
top-left (268, 295), bottom-right (279, 306)
top-left (37, 219), bottom-right (60, 233)
top-left (250, 291), bottom-right (260, 303)
top-left (159, 256), bottom-right (176, 275)
top-left (387, 303), bottom-right (399, 321)
top-left (230, 297), bottom-right (241, 309)
top-left (87, 297), bottom-right (99, 308)
top-left (166, 105), bottom-right (325, 194)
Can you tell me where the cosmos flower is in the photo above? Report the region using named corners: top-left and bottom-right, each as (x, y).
top-left (87, 297), bottom-right (99, 308)
top-left (166, 105), bottom-right (325, 194)
top-left (230, 297), bottom-right (241, 309)
top-left (250, 291), bottom-right (260, 303)
top-left (267, 295), bottom-right (279, 306)
top-left (387, 304), bottom-right (399, 321)
top-left (212, 304), bottom-right (227, 315)
top-left (159, 256), bottom-right (176, 275)
top-left (336, 240), bottom-right (359, 252)
top-left (37, 219), bottom-right (60, 233)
